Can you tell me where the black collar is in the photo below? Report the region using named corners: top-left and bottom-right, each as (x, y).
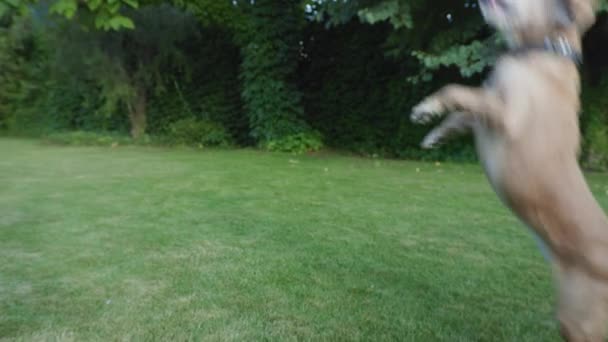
top-left (510, 36), bottom-right (582, 65)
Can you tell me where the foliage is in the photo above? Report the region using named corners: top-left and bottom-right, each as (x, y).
top-left (165, 117), bottom-right (232, 147)
top-left (2, 0), bottom-right (608, 163)
top-left (299, 19), bottom-right (474, 159)
top-left (0, 16), bottom-right (25, 130)
top-left (0, 6), bottom-right (248, 144)
top-left (409, 36), bottom-right (499, 83)
top-left (308, 0), bottom-right (495, 80)
top-left (581, 74), bottom-right (608, 170)
top-left (235, 0), bottom-right (322, 152)
top-left (0, 14), bottom-right (58, 135)
top-left (84, 4), bottom-right (202, 138)
top-left (1, 0), bottom-right (140, 30)
top-left (262, 131), bottom-right (323, 154)
top-left (300, 20), bottom-right (405, 155)
top-left (585, 121), bottom-right (608, 170)
top-left (173, 0), bottom-right (247, 32)
top-left (18, 4), bottom-right (211, 138)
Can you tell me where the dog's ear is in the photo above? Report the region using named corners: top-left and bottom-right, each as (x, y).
top-left (560, 0), bottom-right (597, 32)
top-left (555, 0), bottom-right (576, 27)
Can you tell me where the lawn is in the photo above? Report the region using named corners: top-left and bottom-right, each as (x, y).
top-left (2, 138), bottom-right (608, 341)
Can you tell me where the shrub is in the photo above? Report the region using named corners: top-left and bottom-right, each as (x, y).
top-left (581, 75), bottom-right (608, 171)
top-left (165, 117), bottom-right (232, 147)
top-left (263, 131), bottom-right (323, 154)
top-left (583, 117), bottom-right (608, 171)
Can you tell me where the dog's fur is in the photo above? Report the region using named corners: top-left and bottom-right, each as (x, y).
top-left (410, 0), bottom-right (608, 340)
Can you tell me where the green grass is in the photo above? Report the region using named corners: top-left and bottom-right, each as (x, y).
top-left (2, 138), bottom-right (608, 341)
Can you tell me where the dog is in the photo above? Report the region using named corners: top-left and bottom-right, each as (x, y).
top-left (410, 0), bottom-right (608, 340)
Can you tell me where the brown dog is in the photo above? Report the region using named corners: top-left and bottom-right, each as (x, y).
top-left (410, 0), bottom-right (608, 340)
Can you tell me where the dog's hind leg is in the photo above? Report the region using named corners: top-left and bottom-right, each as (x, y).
top-left (556, 265), bottom-right (608, 342)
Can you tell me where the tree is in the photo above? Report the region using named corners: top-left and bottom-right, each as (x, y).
top-left (37, 3), bottom-right (202, 137)
top-left (309, 0), bottom-right (608, 81)
top-left (308, 0), bottom-right (494, 80)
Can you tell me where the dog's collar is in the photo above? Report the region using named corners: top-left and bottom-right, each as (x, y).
top-left (543, 36), bottom-right (582, 64)
top-left (510, 36), bottom-right (582, 65)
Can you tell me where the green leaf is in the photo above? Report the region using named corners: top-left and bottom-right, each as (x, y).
top-left (87, 0), bottom-right (102, 11)
top-left (107, 2), bottom-right (121, 14)
top-left (106, 15), bottom-right (135, 30)
top-left (49, 0), bottom-right (78, 19)
top-left (357, 0), bottom-right (398, 25)
top-left (94, 11), bottom-right (110, 29)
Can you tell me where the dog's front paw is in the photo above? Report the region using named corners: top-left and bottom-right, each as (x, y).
top-left (420, 130), bottom-right (443, 149)
top-left (410, 98), bottom-right (444, 124)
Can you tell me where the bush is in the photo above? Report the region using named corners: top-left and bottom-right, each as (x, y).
top-left (584, 121), bottom-right (608, 171)
top-left (165, 117), bottom-right (232, 147)
top-left (263, 131), bottom-right (323, 154)
top-left (581, 75), bottom-right (608, 171)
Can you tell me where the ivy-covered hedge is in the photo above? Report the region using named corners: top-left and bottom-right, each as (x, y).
top-left (236, 0), bottom-right (323, 153)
